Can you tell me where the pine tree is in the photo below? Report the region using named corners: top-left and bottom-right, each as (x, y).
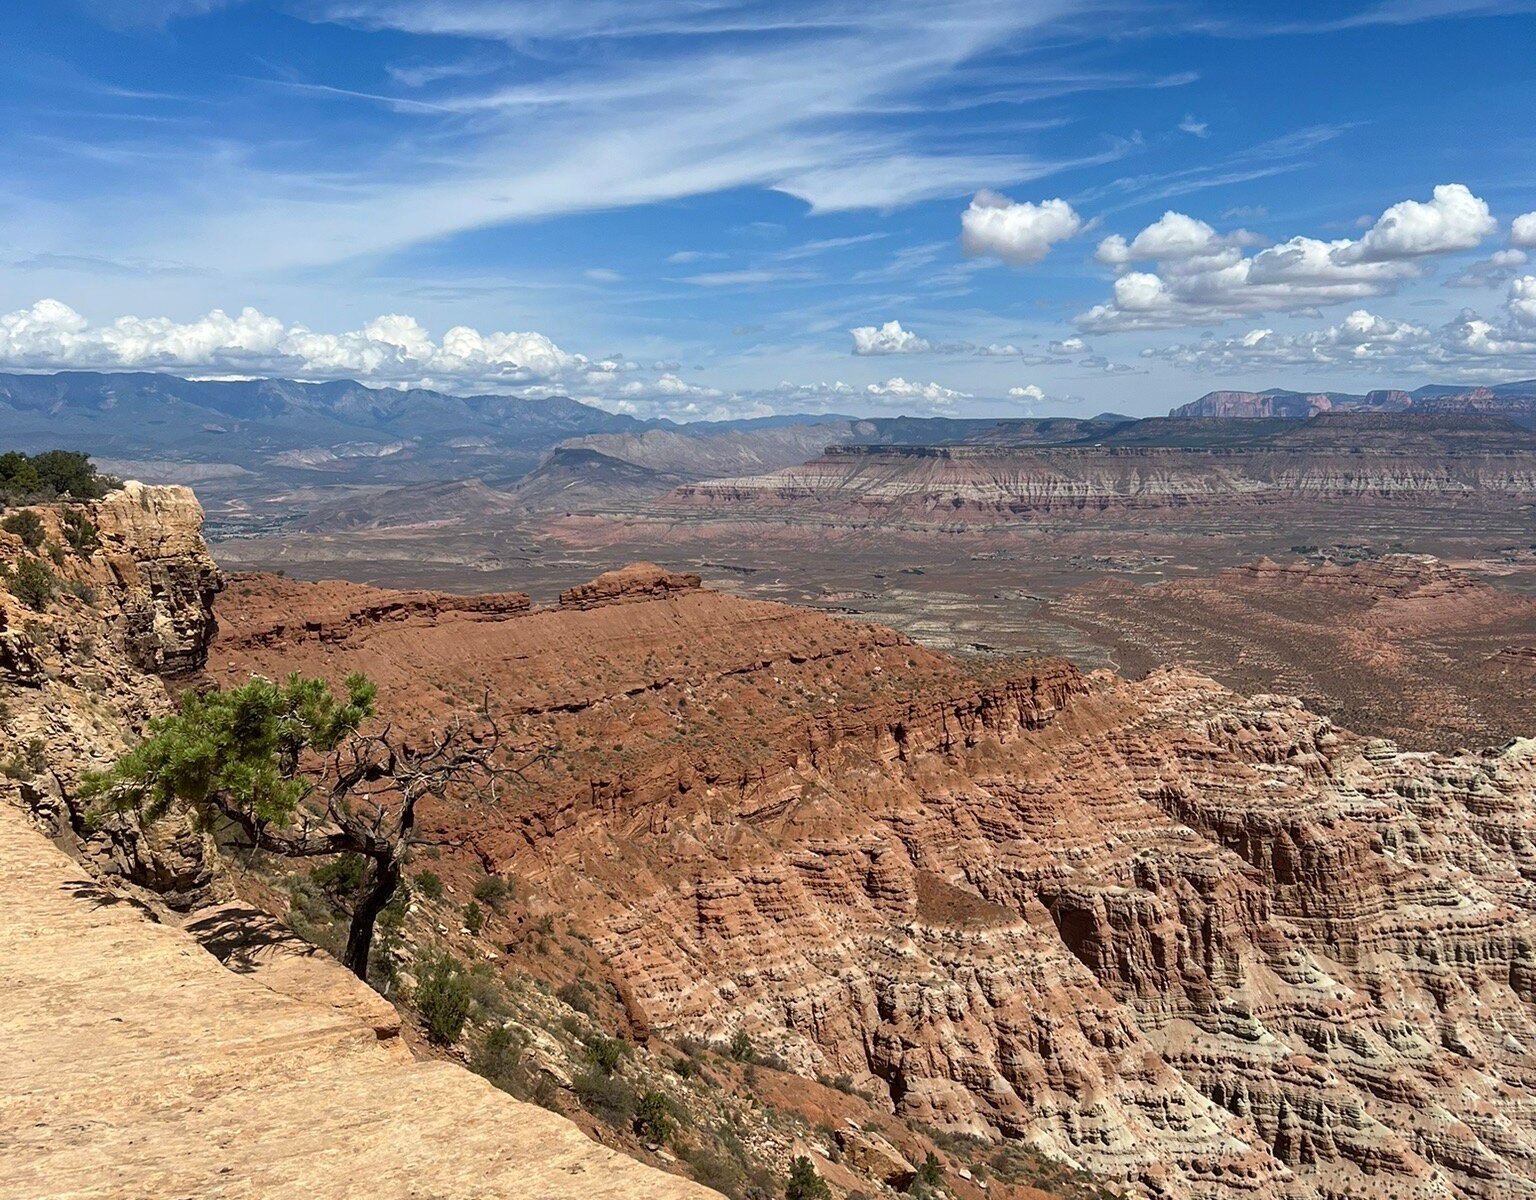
top-left (84, 673), bottom-right (540, 980)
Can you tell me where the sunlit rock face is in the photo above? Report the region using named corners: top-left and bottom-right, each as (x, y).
top-left (210, 561), bottom-right (1536, 1200)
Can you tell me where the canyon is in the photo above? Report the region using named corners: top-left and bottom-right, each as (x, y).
top-left (9, 394), bottom-right (1536, 1199)
top-left (206, 554), bottom-right (1536, 1200)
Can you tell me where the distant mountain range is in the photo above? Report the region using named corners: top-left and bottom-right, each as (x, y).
top-left (0, 371), bottom-right (856, 493)
top-left (5, 372), bottom-right (1536, 513)
top-left (1171, 382), bottom-right (1536, 422)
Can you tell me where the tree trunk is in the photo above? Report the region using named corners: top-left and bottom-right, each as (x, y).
top-left (342, 853), bottom-right (400, 980)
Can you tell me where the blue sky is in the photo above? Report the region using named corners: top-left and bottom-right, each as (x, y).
top-left (2, 0), bottom-right (1535, 418)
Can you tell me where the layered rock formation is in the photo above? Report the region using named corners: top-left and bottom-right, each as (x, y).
top-left (1172, 390), bottom-right (1344, 418)
top-left (668, 417), bottom-right (1536, 526)
top-left (1, 483), bottom-right (224, 901)
top-left (212, 566), bottom-right (1536, 1200)
top-left (1169, 386), bottom-right (1533, 421)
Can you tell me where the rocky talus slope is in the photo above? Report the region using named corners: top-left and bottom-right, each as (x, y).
top-left (214, 566), bottom-right (1536, 1200)
top-left (0, 487), bottom-right (712, 1200)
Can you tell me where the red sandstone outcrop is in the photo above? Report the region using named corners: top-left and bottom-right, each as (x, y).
top-left (558, 562), bottom-right (703, 610)
top-left (210, 566), bottom-right (1536, 1200)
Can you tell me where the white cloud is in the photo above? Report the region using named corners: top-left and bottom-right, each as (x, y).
top-left (677, 268), bottom-right (818, 287)
top-left (1048, 336), bottom-right (1090, 353)
top-left (1143, 292), bottom-right (1536, 380)
top-left (1178, 115), bottom-right (1210, 138)
top-left (1512, 212), bottom-right (1536, 249)
top-left (584, 268), bottom-right (624, 283)
top-left (0, 298), bottom-right (625, 392)
top-left (770, 375), bottom-right (971, 414)
top-left (961, 191), bottom-right (1085, 265)
top-left (1079, 184), bottom-right (1498, 331)
top-left (1078, 354), bottom-right (1138, 374)
top-left (0, 297), bottom-right (1009, 419)
top-left (1007, 383), bottom-right (1083, 407)
top-left (1336, 184), bottom-right (1495, 262)
top-left (1095, 211), bottom-right (1227, 265)
top-left (1447, 248), bottom-right (1529, 288)
top-left (1510, 274), bottom-right (1536, 326)
top-left (975, 343), bottom-right (1029, 357)
top-left (1144, 309), bottom-right (1432, 371)
top-left (850, 320), bottom-right (933, 355)
top-left (68, 3), bottom-right (1100, 275)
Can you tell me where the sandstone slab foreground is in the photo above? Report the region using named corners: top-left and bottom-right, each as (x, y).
top-left (0, 803), bottom-right (715, 1200)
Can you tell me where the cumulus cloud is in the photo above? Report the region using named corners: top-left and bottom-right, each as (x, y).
top-left (850, 319), bottom-right (933, 355)
top-left (1447, 248), bottom-right (1529, 289)
top-left (1093, 211), bottom-right (1253, 266)
top-left (1143, 290), bottom-right (1536, 379)
top-left (1143, 309), bottom-right (1432, 370)
top-left (769, 376), bottom-right (971, 415)
top-left (1342, 185), bottom-right (1488, 265)
top-left (1078, 354), bottom-right (1138, 374)
top-left (0, 299), bottom-right (1018, 421)
top-left (1510, 274), bottom-right (1536, 326)
top-left (1007, 383), bottom-right (1083, 408)
top-left (1080, 184), bottom-right (1498, 331)
top-left (1338, 184), bottom-right (1495, 262)
top-left (1512, 212), bottom-right (1536, 249)
top-left (961, 191), bottom-right (1085, 265)
top-left (975, 343), bottom-right (1028, 357)
top-left (1048, 336), bottom-right (1090, 353)
top-left (0, 299), bottom-right (628, 393)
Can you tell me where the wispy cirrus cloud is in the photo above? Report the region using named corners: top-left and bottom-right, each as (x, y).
top-left (83, 0), bottom-right (1140, 274)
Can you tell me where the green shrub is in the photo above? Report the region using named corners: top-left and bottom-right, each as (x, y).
top-left (413, 951), bottom-right (473, 1045)
top-left (471, 1024), bottom-right (524, 1090)
top-left (2, 556), bottom-right (56, 611)
top-left (729, 1027), bottom-right (756, 1063)
top-left (0, 452), bottom-right (42, 497)
top-left (62, 510), bottom-right (99, 556)
top-left (906, 1152), bottom-right (944, 1195)
top-left (586, 1034), bottom-right (628, 1075)
top-left (414, 870), bottom-right (444, 901)
top-left (311, 853), bottom-right (368, 902)
top-left (473, 874), bottom-right (513, 909)
top-left (573, 1070), bottom-right (636, 1127)
top-left (5, 451), bottom-right (116, 500)
top-left (670, 1054), bottom-right (701, 1080)
top-left (634, 1090), bottom-right (676, 1144)
top-left (557, 980), bottom-right (597, 1016)
top-left (1, 737), bottom-right (47, 780)
top-left (462, 900), bottom-right (485, 935)
top-left (2, 510), bottom-right (45, 551)
top-left (786, 1155), bottom-right (831, 1200)
top-left (62, 578), bottom-right (98, 605)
